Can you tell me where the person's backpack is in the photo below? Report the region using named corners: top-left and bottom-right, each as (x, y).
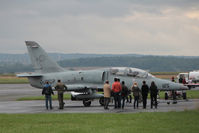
top-left (43, 86), bottom-right (51, 95)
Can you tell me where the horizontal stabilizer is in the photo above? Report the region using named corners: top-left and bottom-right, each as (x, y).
top-left (17, 72), bottom-right (43, 77)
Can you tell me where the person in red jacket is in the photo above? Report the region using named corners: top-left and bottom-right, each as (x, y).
top-left (112, 78), bottom-right (122, 108)
top-left (182, 77), bottom-right (187, 84)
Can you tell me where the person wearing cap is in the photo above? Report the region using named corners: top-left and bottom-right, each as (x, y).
top-left (132, 82), bottom-right (140, 109)
top-left (103, 80), bottom-right (111, 110)
top-left (141, 81), bottom-right (149, 109)
top-left (112, 78), bottom-right (122, 109)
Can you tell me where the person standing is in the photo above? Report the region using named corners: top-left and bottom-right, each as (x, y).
top-left (42, 81), bottom-right (54, 110)
top-left (179, 76), bottom-right (183, 83)
top-left (121, 81), bottom-right (129, 109)
top-left (126, 88), bottom-right (132, 103)
top-left (182, 77), bottom-right (187, 84)
top-left (141, 81), bottom-right (149, 109)
top-left (55, 79), bottom-right (67, 109)
top-left (132, 82), bottom-right (140, 109)
top-left (103, 80), bottom-right (111, 110)
top-left (171, 77), bottom-right (177, 103)
top-left (150, 81), bottom-right (158, 109)
top-left (112, 78), bottom-right (122, 109)
top-left (171, 76), bottom-right (176, 82)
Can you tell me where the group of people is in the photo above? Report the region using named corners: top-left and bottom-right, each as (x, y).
top-left (42, 78), bottom-right (158, 110)
top-left (103, 78), bottom-right (158, 110)
top-left (178, 76), bottom-right (187, 84)
top-left (42, 80), bottom-right (67, 110)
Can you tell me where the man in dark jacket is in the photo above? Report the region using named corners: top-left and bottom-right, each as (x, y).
top-left (150, 81), bottom-right (158, 109)
top-left (42, 81), bottom-right (54, 110)
top-left (141, 81), bottom-right (149, 109)
top-left (121, 81), bottom-right (128, 109)
top-left (179, 76), bottom-right (183, 83)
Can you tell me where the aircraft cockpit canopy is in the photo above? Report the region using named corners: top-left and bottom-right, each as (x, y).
top-left (110, 67), bottom-right (153, 78)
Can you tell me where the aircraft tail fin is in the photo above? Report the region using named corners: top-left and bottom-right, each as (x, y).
top-left (25, 41), bottom-right (65, 73)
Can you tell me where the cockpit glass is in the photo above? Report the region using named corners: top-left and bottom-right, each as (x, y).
top-left (110, 67), bottom-right (149, 78)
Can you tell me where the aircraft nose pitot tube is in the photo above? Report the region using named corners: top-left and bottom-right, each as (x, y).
top-left (168, 81), bottom-right (189, 90)
top-left (179, 84), bottom-right (189, 90)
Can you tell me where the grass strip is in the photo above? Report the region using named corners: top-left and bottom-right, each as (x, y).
top-left (17, 94), bottom-right (71, 101)
top-left (0, 77), bottom-right (28, 84)
top-left (158, 90), bottom-right (199, 99)
top-left (0, 110), bottom-right (199, 133)
top-left (151, 72), bottom-right (180, 75)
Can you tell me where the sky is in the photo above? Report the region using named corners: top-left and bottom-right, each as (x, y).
top-left (0, 0), bottom-right (199, 56)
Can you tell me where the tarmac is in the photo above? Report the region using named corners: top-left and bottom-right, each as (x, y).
top-left (0, 84), bottom-right (199, 114)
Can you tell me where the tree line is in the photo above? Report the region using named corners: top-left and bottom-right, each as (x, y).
top-left (58, 56), bottom-right (199, 72)
top-left (1, 56), bottom-right (199, 73)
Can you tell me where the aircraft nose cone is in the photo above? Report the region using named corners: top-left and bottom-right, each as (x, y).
top-left (180, 84), bottom-right (189, 90)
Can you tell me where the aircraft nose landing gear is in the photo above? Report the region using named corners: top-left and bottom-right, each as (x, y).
top-left (83, 100), bottom-right (91, 107)
top-left (99, 97), bottom-right (104, 106)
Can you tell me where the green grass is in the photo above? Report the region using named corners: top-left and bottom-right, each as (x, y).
top-left (17, 94), bottom-right (71, 101)
top-left (158, 90), bottom-right (199, 99)
top-left (0, 78), bottom-right (29, 84)
top-left (0, 110), bottom-right (199, 133)
top-left (0, 73), bottom-right (16, 76)
top-left (0, 74), bottom-right (29, 84)
top-left (186, 90), bottom-right (199, 99)
top-left (151, 72), bottom-right (180, 75)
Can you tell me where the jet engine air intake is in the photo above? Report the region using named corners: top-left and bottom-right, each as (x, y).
top-left (81, 70), bottom-right (105, 83)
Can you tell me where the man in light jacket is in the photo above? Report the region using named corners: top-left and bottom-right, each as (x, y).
top-left (103, 80), bottom-right (111, 110)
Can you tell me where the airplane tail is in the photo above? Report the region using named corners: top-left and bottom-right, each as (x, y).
top-left (25, 41), bottom-right (65, 73)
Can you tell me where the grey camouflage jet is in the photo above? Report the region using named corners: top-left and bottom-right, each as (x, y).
top-left (17, 41), bottom-right (188, 107)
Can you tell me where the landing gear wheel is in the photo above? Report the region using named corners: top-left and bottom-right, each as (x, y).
top-left (183, 92), bottom-right (187, 100)
top-left (99, 97), bottom-right (104, 106)
top-left (83, 100), bottom-right (91, 107)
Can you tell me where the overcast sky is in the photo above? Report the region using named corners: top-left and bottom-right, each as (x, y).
top-left (0, 0), bottom-right (199, 56)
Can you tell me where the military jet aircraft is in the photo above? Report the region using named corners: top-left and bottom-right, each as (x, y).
top-left (17, 41), bottom-right (188, 107)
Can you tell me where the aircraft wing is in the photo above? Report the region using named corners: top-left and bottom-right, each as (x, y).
top-left (66, 84), bottom-right (103, 92)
